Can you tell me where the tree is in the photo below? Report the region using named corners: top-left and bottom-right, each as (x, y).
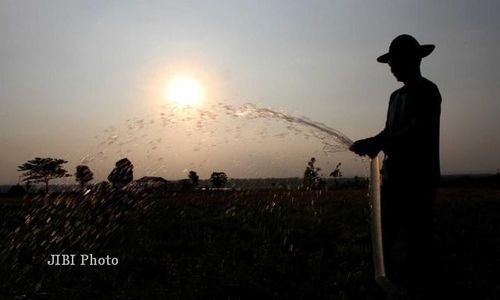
top-left (330, 162), bottom-right (342, 188)
top-left (108, 158), bottom-right (134, 188)
top-left (303, 157), bottom-right (324, 190)
top-left (210, 172), bottom-right (228, 188)
top-left (188, 171), bottom-right (199, 187)
top-left (17, 158), bottom-right (71, 193)
top-left (75, 165), bottom-right (94, 189)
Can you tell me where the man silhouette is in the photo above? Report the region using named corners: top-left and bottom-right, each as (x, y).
top-left (350, 34), bottom-right (441, 293)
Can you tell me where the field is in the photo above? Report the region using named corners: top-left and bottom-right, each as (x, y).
top-left (1, 183), bottom-right (500, 299)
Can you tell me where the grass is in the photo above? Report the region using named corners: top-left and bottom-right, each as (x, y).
top-left (0, 186), bottom-right (499, 299)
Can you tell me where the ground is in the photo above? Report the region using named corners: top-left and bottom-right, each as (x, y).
top-left (0, 183), bottom-right (499, 299)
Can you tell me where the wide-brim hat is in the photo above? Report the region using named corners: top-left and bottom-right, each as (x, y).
top-left (377, 34), bottom-right (435, 63)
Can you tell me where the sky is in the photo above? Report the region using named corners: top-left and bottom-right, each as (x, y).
top-left (1, 0), bottom-right (500, 184)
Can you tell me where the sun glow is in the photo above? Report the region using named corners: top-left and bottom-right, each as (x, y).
top-left (165, 75), bottom-right (204, 107)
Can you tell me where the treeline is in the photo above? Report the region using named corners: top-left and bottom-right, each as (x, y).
top-left (5, 156), bottom-right (359, 196)
top-left (9, 157), bottom-right (230, 196)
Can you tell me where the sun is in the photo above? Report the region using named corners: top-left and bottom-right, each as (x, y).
top-left (165, 75), bottom-right (204, 107)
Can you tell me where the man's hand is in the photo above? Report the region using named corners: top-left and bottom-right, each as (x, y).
top-left (349, 138), bottom-right (380, 158)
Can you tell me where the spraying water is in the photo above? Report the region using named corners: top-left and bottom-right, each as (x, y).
top-left (81, 101), bottom-right (355, 175)
top-left (220, 103), bottom-right (354, 152)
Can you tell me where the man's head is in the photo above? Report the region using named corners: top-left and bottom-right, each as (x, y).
top-left (377, 35), bottom-right (435, 82)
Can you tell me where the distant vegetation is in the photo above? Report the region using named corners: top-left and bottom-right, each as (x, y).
top-left (14, 156), bottom-right (354, 194)
top-left (210, 172), bottom-right (228, 188)
top-left (303, 157), bottom-right (324, 190)
top-left (75, 165), bottom-right (94, 189)
top-left (107, 158), bottom-right (134, 188)
top-left (17, 158), bottom-right (71, 193)
top-left (302, 158), bottom-right (343, 191)
top-left (188, 170), bottom-right (199, 187)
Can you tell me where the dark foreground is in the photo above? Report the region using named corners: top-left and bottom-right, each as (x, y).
top-left (1, 186), bottom-right (499, 299)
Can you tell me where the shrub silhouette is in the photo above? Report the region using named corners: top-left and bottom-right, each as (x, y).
top-left (303, 157), bottom-right (325, 190)
top-left (108, 158), bottom-right (134, 188)
top-left (330, 162), bottom-right (342, 188)
top-left (210, 172), bottom-right (228, 188)
top-left (188, 171), bottom-right (199, 187)
top-left (75, 165), bottom-right (94, 189)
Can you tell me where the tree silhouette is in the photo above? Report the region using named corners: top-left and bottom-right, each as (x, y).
top-left (75, 165), bottom-right (94, 189)
top-left (188, 171), bottom-right (199, 187)
top-left (17, 157), bottom-right (71, 193)
top-left (303, 157), bottom-right (324, 190)
top-left (108, 158), bottom-right (134, 188)
top-left (210, 172), bottom-right (228, 188)
top-left (330, 162), bottom-right (342, 188)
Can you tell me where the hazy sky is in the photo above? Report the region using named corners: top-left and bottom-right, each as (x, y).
top-left (1, 0), bottom-right (500, 184)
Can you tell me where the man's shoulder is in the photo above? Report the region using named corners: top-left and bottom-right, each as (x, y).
top-left (420, 78), bottom-right (442, 105)
top-left (390, 87), bottom-right (404, 99)
top-left (420, 77), bottom-right (439, 91)
top-left (415, 77), bottom-right (440, 96)
top-left (389, 78), bottom-right (441, 101)
top-left (403, 77), bottom-right (441, 98)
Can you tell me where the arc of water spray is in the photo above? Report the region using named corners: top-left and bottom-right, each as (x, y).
top-left (256, 107), bottom-right (354, 147)
top-left (225, 103), bottom-right (354, 151)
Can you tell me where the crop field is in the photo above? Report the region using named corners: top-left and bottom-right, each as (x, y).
top-left (1, 184), bottom-right (499, 299)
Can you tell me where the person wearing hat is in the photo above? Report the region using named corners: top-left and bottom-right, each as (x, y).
top-left (350, 34), bottom-right (442, 293)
